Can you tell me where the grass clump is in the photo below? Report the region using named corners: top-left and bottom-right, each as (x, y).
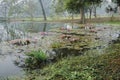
top-left (25, 50), bottom-right (47, 69)
top-left (104, 21), bottom-right (120, 25)
top-left (109, 21), bottom-right (120, 24)
top-left (51, 42), bottom-right (62, 48)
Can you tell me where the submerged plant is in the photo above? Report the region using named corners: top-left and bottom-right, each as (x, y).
top-left (25, 50), bottom-right (47, 69)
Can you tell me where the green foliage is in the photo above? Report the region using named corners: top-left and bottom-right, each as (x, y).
top-left (53, 0), bottom-right (103, 23)
top-left (52, 0), bottom-right (66, 14)
top-left (37, 42), bottom-right (120, 80)
top-left (27, 50), bottom-right (47, 61)
top-left (104, 21), bottom-right (120, 26)
top-left (25, 50), bottom-right (47, 69)
top-left (51, 42), bottom-right (62, 48)
top-left (53, 0), bottom-right (103, 14)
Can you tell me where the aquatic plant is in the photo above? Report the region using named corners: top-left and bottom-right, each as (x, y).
top-left (25, 50), bottom-right (47, 69)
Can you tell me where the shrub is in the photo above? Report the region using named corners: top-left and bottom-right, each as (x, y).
top-left (25, 50), bottom-right (47, 69)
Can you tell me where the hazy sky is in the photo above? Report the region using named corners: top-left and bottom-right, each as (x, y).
top-left (107, 0), bottom-right (111, 2)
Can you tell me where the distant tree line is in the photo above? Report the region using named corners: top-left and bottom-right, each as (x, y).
top-left (0, 0), bottom-right (49, 20)
top-left (53, 0), bottom-right (120, 23)
top-left (0, 0), bottom-right (120, 22)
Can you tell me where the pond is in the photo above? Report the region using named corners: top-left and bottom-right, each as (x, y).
top-left (0, 22), bottom-right (69, 42)
top-left (0, 22), bottom-right (76, 78)
top-left (0, 21), bottom-right (120, 79)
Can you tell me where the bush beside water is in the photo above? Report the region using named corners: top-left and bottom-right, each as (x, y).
top-left (25, 50), bottom-right (47, 69)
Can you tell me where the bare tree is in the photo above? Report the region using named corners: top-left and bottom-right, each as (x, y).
top-left (38, 0), bottom-right (47, 21)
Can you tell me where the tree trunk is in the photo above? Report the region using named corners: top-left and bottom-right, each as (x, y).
top-left (71, 13), bottom-right (74, 20)
top-left (43, 23), bottom-right (47, 32)
top-left (80, 7), bottom-right (85, 24)
top-left (71, 13), bottom-right (74, 28)
top-left (38, 0), bottom-right (47, 21)
top-left (30, 13), bottom-right (33, 21)
top-left (89, 8), bottom-right (92, 19)
top-left (111, 13), bottom-right (114, 21)
top-left (94, 6), bottom-right (97, 18)
top-left (5, 6), bottom-right (7, 20)
top-left (119, 6), bottom-right (120, 15)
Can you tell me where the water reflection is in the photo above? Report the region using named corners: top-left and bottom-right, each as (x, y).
top-left (0, 22), bottom-right (66, 43)
top-left (43, 23), bottom-right (47, 32)
top-left (0, 55), bottom-right (24, 77)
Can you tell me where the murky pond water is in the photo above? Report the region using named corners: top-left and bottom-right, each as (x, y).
top-left (0, 22), bottom-right (67, 42)
top-left (0, 55), bottom-right (23, 77)
top-left (0, 21), bottom-right (120, 78)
